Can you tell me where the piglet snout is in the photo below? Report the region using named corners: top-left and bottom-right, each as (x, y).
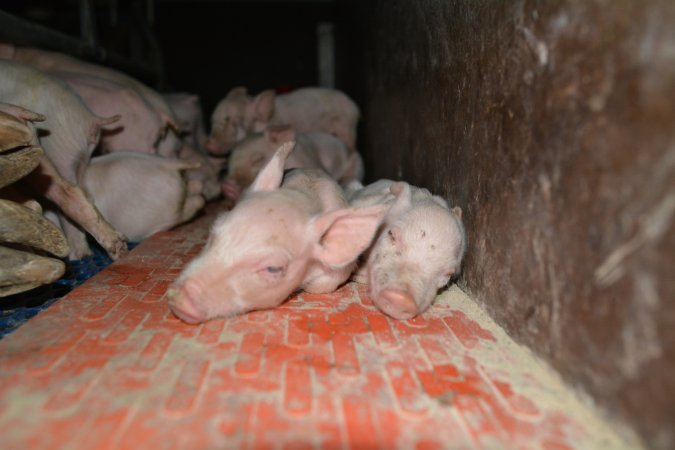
top-left (205, 138), bottom-right (226, 155)
top-left (374, 288), bottom-right (419, 320)
top-left (221, 179), bottom-right (242, 203)
top-left (168, 279), bottom-right (207, 324)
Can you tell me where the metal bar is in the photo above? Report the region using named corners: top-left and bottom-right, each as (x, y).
top-left (0, 9), bottom-right (159, 85)
top-left (109, 0), bottom-right (118, 27)
top-left (146, 0), bottom-right (155, 27)
top-left (79, 0), bottom-right (98, 49)
top-left (317, 22), bottom-right (335, 88)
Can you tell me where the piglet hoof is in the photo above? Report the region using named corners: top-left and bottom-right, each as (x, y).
top-left (374, 288), bottom-right (419, 320)
top-left (103, 231), bottom-right (129, 260)
top-left (109, 240), bottom-right (129, 260)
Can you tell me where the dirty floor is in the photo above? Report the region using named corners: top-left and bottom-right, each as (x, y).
top-left (0, 205), bottom-right (638, 450)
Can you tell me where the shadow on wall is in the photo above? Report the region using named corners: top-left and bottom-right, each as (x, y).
top-left (356, 1), bottom-right (675, 449)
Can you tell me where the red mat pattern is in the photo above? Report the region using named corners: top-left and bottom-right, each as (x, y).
top-left (0, 206), bottom-right (622, 449)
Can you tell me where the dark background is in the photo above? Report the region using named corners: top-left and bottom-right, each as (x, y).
top-left (157, 1), bottom-right (338, 114)
top-left (1, 0), bottom-right (364, 129)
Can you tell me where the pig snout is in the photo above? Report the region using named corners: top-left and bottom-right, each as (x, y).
top-left (374, 287), bottom-right (419, 320)
top-left (204, 137), bottom-right (231, 156)
top-left (222, 179), bottom-right (242, 203)
top-left (168, 280), bottom-right (208, 324)
top-left (205, 137), bottom-right (227, 155)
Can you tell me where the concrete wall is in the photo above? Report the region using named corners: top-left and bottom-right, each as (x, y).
top-left (354, 1), bottom-right (675, 448)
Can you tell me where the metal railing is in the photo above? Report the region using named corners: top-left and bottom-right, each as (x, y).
top-left (0, 1), bottom-right (161, 85)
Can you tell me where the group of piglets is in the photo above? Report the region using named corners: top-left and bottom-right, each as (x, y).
top-left (168, 142), bottom-right (466, 323)
top-left (0, 41), bottom-right (466, 321)
top-left (0, 43), bottom-right (222, 259)
top-left (205, 86), bottom-right (364, 203)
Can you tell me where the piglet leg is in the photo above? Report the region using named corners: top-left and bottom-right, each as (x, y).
top-left (24, 156), bottom-right (128, 260)
top-left (58, 214), bottom-right (92, 259)
top-left (182, 178), bottom-right (206, 222)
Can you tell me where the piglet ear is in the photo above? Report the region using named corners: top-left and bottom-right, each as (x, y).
top-left (227, 86), bottom-right (248, 98)
top-left (96, 114), bottom-right (121, 128)
top-left (0, 104), bottom-right (45, 123)
top-left (250, 140), bottom-right (295, 192)
top-left (161, 112), bottom-right (180, 133)
top-left (264, 125), bottom-right (295, 145)
top-left (310, 204), bottom-right (388, 269)
top-left (89, 114), bottom-right (121, 144)
top-left (387, 182), bottom-right (412, 217)
top-left (252, 90), bottom-right (276, 122)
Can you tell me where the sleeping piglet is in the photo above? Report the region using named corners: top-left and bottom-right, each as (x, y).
top-left (168, 141), bottom-right (388, 323)
top-left (206, 86), bottom-right (359, 155)
top-left (348, 180), bottom-right (467, 320)
top-left (222, 126), bottom-right (364, 203)
top-left (84, 152), bottom-right (205, 243)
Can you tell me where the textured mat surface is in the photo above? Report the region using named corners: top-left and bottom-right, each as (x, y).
top-left (0, 205), bottom-right (637, 450)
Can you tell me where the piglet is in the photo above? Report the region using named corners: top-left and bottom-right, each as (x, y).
top-left (0, 60), bottom-right (127, 260)
top-left (349, 180), bottom-right (467, 320)
top-left (178, 143), bottom-right (225, 201)
top-left (206, 87), bottom-right (359, 155)
top-left (55, 72), bottom-right (176, 156)
top-left (168, 141), bottom-right (387, 323)
top-left (84, 152), bottom-right (205, 242)
top-left (163, 95), bottom-right (225, 201)
top-left (222, 126), bottom-right (364, 203)
top-left (0, 43), bottom-right (182, 157)
top-left (164, 93), bottom-right (208, 151)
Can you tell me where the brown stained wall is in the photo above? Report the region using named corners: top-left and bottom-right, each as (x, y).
top-left (355, 0), bottom-right (675, 448)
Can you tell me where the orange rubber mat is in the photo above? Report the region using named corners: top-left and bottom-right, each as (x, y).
top-left (0, 205), bottom-right (633, 450)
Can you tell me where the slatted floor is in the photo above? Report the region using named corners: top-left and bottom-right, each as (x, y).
top-left (0, 204), bottom-right (636, 450)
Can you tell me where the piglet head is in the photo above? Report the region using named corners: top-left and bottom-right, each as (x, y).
top-left (246, 89), bottom-right (276, 133)
top-left (225, 126), bottom-right (298, 201)
top-left (225, 133), bottom-right (273, 197)
top-left (167, 199), bottom-right (311, 323)
top-left (368, 186), bottom-right (466, 320)
top-left (207, 86), bottom-right (251, 155)
top-left (169, 141), bottom-right (294, 322)
top-left (168, 142), bottom-right (387, 323)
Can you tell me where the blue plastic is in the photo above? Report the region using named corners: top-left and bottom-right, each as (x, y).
top-left (0, 241), bottom-right (137, 339)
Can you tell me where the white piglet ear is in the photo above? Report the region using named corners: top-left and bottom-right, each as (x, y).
top-left (388, 182), bottom-right (412, 217)
top-left (250, 141), bottom-right (295, 192)
top-left (310, 204), bottom-right (388, 268)
top-left (252, 90), bottom-right (276, 122)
